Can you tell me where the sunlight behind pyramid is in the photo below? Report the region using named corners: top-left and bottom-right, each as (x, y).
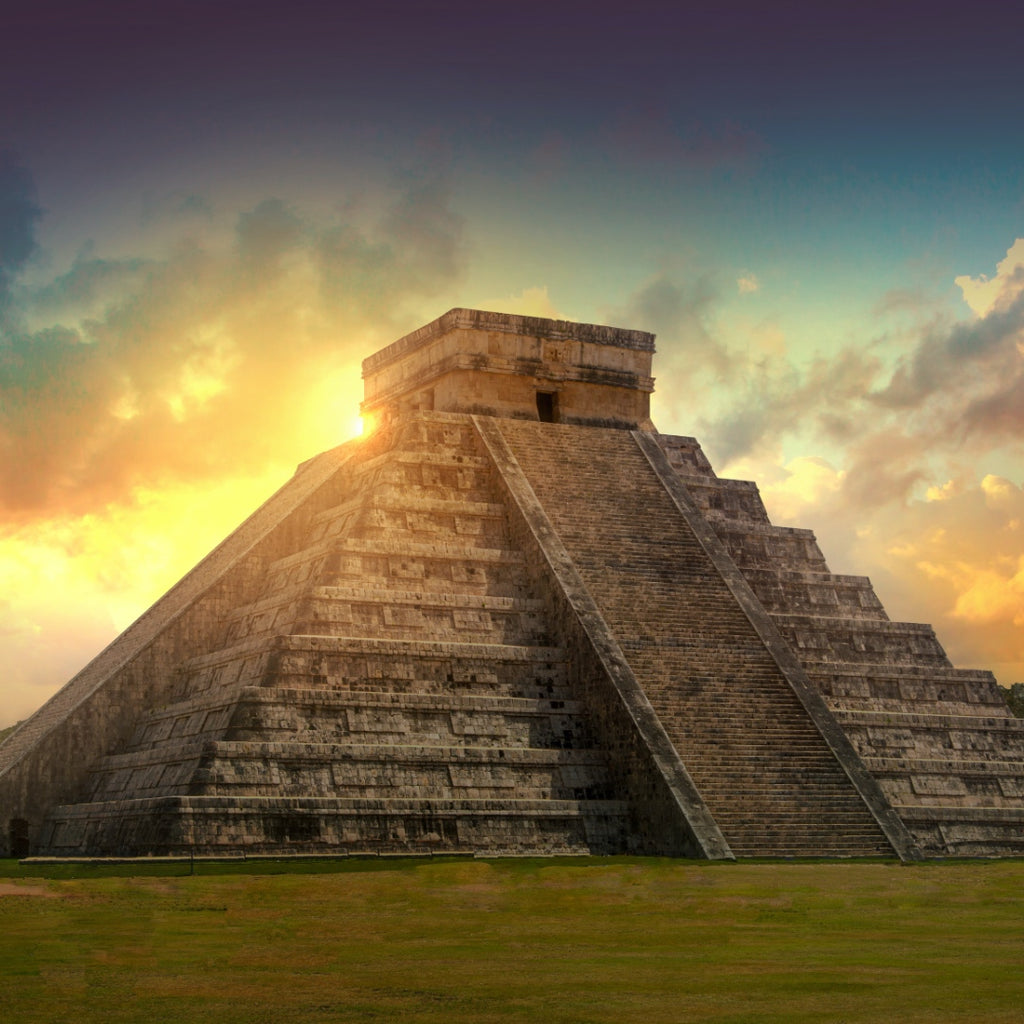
top-left (2, 309), bottom-right (1022, 859)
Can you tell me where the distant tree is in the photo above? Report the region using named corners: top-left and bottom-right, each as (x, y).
top-left (0, 721), bottom-right (24, 744)
top-left (999, 684), bottom-right (1024, 718)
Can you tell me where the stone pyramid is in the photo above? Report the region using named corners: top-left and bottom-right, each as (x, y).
top-left (2, 309), bottom-right (1022, 859)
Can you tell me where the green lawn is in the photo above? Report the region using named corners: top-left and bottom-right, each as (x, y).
top-left (1, 857), bottom-right (1021, 1023)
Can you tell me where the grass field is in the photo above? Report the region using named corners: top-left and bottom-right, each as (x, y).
top-left (1, 856), bottom-right (1021, 1023)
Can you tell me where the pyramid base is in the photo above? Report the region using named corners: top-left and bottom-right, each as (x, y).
top-left (40, 795), bottom-right (634, 858)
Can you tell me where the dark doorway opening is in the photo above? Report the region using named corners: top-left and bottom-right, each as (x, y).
top-left (9, 818), bottom-right (30, 859)
top-left (536, 391), bottom-right (558, 422)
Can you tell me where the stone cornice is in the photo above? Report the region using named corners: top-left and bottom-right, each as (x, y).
top-left (362, 308), bottom-right (656, 377)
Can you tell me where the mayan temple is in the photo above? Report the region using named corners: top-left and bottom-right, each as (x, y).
top-left (2, 308), bottom-right (1023, 860)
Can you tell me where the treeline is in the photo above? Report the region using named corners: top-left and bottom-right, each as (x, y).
top-left (1000, 684), bottom-right (1024, 718)
top-left (0, 721), bottom-right (23, 744)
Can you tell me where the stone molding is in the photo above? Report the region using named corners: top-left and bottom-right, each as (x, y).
top-left (362, 308), bottom-right (655, 376)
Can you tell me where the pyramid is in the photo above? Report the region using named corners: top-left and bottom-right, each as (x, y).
top-left (2, 308), bottom-right (1022, 860)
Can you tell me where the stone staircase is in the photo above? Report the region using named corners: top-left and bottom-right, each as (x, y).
top-left (496, 420), bottom-right (894, 858)
top-left (40, 413), bottom-right (629, 857)
top-left (660, 434), bottom-right (1024, 856)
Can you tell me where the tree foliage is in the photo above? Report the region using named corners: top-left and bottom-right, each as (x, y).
top-left (999, 684), bottom-right (1024, 718)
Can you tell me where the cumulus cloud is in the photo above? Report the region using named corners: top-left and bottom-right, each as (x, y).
top-left (873, 291), bottom-right (1024, 411)
top-left (955, 238), bottom-right (1024, 317)
top-left (0, 171), bottom-right (466, 520)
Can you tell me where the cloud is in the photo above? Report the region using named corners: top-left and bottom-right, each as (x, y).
top-left (955, 238), bottom-right (1024, 317)
top-left (611, 272), bottom-right (730, 381)
top-left (672, 241), bottom-right (1024, 685)
top-left (960, 360), bottom-right (1024, 438)
top-left (866, 241), bottom-right (1024, 457)
top-left (657, 238), bottom-right (1024, 516)
top-left (0, 171), bottom-right (467, 521)
top-left (878, 476), bottom-right (1024, 651)
top-left (700, 344), bottom-right (882, 468)
top-left (753, 455), bottom-right (845, 523)
top-left (0, 150), bottom-right (43, 311)
top-left (0, 165), bottom-right (471, 726)
top-left (140, 190), bottom-right (214, 227)
top-left (873, 292), bottom-right (1024, 411)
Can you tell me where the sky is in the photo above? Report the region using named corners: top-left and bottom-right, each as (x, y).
top-left (2, 0), bottom-right (1024, 727)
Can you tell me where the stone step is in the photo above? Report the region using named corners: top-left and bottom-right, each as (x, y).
top-left (807, 665), bottom-right (1006, 708)
top-left (739, 567), bottom-right (888, 620)
top-left (827, 696), bottom-right (1012, 718)
top-left (893, 805), bottom-right (1024, 857)
top-left (266, 635), bottom-right (571, 702)
top-left (673, 477), bottom-right (772, 525)
top-left (658, 434), bottom-right (716, 477)
top-left (866, 773), bottom-right (1024, 808)
top-left (771, 614), bottom-right (950, 666)
top-left (708, 520), bottom-right (830, 573)
top-left (39, 793), bottom-right (634, 857)
top-left (327, 537), bottom-right (530, 594)
top-left (223, 586), bottom-right (551, 648)
top-left (356, 489), bottom-right (508, 521)
top-left (89, 740), bottom-right (616, 803)
top-left (351, 503), bottom-right (510, 547)
top-left (226, 703), bottom-right (594, 750)
top-left (390, 414), bottom-right (486, 454)
top-left (293, 587), bottom-right (550, 646)
top-left (863, 754), bottom-right (1024, 777)
top-left (349, 447), bottom-right (495, 500)
top-left (836, 714), bottom-right (1024, 761)
top-left (196, 747), bottom-right (615, 801)
top-left (249, 442), bottom-right (508, 585)
top-left (258, 534), bottom-right (532, 598)
top-left (100, 738), bottom-right (612, 774)
top-left (175, 634), bottom-right (567, 697)
top-left (132, 645), bottom-right (574, 732)
top-left (833, 708), bottom-right (1024, 732)
top-left (126, 680), bottom-right (596, 753)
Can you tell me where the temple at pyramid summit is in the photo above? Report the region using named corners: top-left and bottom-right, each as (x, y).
top-left (3, 307), bottom-right (1024, 860)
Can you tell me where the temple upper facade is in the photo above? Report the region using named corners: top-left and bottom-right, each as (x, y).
top-left (361, 308), bottom-right (656, 429)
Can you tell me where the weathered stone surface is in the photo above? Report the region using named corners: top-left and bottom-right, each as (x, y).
top-left (362, 308), bottom-right (655, 430)
top-left (664, 432), bottom-right (1024, 856)
top-left (3, 308), bottom-right (1022, 858)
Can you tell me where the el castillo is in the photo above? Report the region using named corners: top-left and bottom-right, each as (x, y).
top-left (2, 308), bottom-right (1023, 861)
